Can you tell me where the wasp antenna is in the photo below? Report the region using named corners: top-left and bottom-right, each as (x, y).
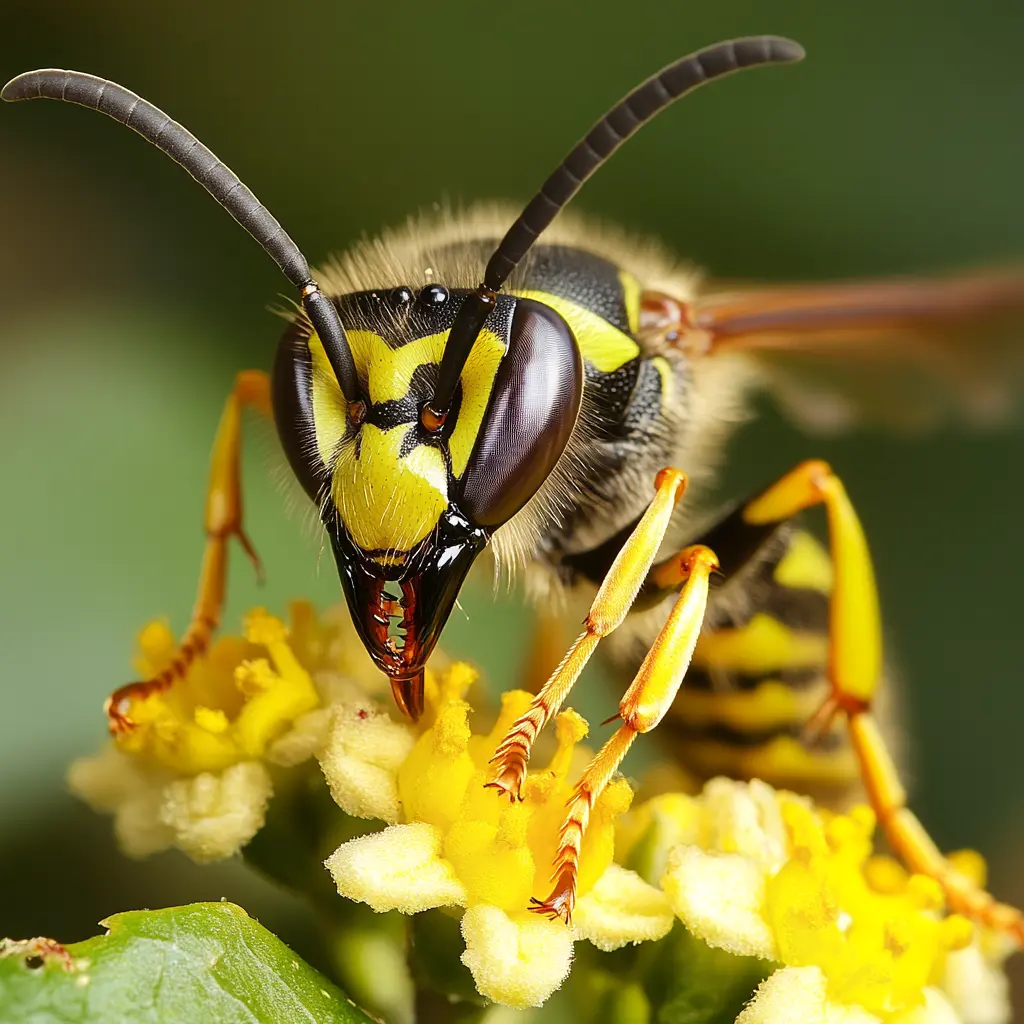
top-left (486, 36), bottom-right (804, 288)
top-left (426, 35), bottom-right (805, 418)
top-left (2, 68), bottom-right (360, 402)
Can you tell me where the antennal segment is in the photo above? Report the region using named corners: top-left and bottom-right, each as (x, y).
top-left (425, 35), bottom-right (805, 422)
top-left (2, 69), bottom-right (360, 403)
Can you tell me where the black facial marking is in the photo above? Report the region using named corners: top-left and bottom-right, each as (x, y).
top-left (276, 286), bottom-right (578, 540)
top-left (333, 288), bottom-right (513, 348)
top-left (367, 395), bottom-right (421, 430)
top-left (397, 424), bottom-right (423, 459)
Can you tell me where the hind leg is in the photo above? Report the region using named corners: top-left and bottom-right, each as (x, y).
top-left (745, 459), bottom-right (1023, 943)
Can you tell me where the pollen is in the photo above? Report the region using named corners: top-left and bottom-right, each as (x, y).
top-left (323, 662), bottom-right (666, 1008)
top-left (113, 608), bottom-right (320, 775)
top-left (193, 706), bottom-right (228, 734)
top-left (647, 778), bottom-right (999, 1022)
top-left (764, 799), bottom-right (974, 1017)
top-left (70, 601), bottom-right (1015, 1018)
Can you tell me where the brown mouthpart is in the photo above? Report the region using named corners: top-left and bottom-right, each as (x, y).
top-left (356, 576), bottom-right (427, 720)
top-left (389, 672), bottom-right (425, 721)
top-left (329, 508), bottom-right (488, 726)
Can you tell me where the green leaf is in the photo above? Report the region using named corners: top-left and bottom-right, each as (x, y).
top-left (0, 902), bottom-right (376, 1024)
top-left (408, 909), bottom-right (483, 1007)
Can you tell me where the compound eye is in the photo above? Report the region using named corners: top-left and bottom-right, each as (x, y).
top-left (272, 320), bottom-right (335, 506)
top-left (460, 298), bottom-right (583, 528)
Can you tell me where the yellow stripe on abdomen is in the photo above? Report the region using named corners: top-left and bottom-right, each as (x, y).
top-left (676, 734), bottom-right (859, 793)
top-left (673, 678), bottom-right (828, 733)
top-left (664, 527), bottom-right (860, 800)
top-left (691, 614), bottom-right (828, 675)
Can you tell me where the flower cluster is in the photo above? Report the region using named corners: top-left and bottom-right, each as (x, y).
top-left (620, 779), bottom-right (1012, 1023)
top-left (321, 665), bottom-right (673, 1008)
top-left (70, 602), bottom-right (1015, 1023)
top-left (71, 609), bottom-right (308, 861)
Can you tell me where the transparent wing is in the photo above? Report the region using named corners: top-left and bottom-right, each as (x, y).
top-left (688, 270), bottom-right (1024, 432)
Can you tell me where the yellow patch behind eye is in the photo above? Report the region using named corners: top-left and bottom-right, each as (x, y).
top-left (517, 290), bottom-right (639, 373)
top-left (618, 270), bottom-right (642, 335)
top-left (333, 423), bottom-right (449, 552)
top-left (652, 355), bottom-right (674, 408)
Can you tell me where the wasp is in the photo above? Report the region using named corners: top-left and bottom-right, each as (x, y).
top-left (5, 35), bottom-right (1024, 932)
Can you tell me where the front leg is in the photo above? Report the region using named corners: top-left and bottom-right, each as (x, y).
top-left (487, 468), bottom-right (689, 800)
top-left (105, 370), bottom-right (271, 732)
top-left (531, 543), bottom-right (719, 922)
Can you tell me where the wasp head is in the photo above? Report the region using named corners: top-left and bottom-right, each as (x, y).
top-left (273, 281), bottom-right (582, 718)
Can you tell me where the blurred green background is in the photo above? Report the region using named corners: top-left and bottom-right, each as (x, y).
top-left (1, 0), bottom-right (1022, 1008)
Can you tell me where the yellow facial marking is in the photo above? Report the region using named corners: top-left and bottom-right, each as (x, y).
top-left (309, 335), bottom-right (349, 467)
top-left (306, 317), bottom-right (506, 554)
top-left (774, 531), bottom-right (834, 593)
top-left (345, 330), bottom-right (443, 405)
top-left (309, 326), bottom-right (504, 479)
top-left (333, 423), bottom-right (448, 552)
top-left (517, 289), bottom-right (639, 373)
top-left (447, 327), bottom-right (504, 478)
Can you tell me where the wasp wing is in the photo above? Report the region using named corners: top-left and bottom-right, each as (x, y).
top-left (692, 270), bottom-right (1024, 432)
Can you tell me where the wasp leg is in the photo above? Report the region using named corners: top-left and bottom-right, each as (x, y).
top-left (487, 468), bottom-right (689, 800)
top-left (105, 370), bottom-right (272, 733)
top-left (531, 545), bottom-right (718, 922)
top-left (744, 459), bottom-right (1024, 943)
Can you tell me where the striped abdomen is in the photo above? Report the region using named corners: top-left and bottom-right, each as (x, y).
top-left (663, 524), bottom-right (865, 805)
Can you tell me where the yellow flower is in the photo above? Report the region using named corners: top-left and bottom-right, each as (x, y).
top-left (68, 739), bottom-right (274, 863)
top-left (72, 599), bottom-right (1015, 1020)
top-left (113, 607), bottom-right (320, 774)
top-left (70, 603), bottom-right (330, 861)
top-left (620, 776), bottom-right (1012, 1024)
top-left (322, 670), bottom-right (673, 1009)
